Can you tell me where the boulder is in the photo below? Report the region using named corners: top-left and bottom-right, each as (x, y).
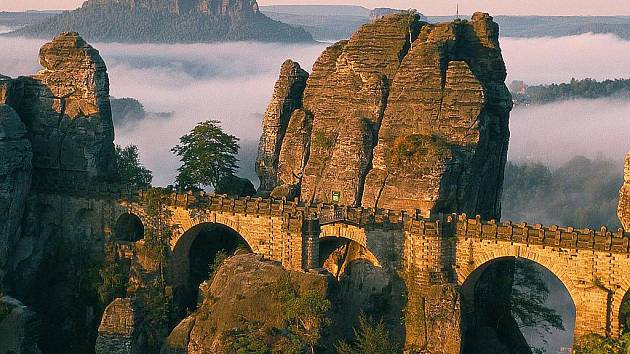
top-left (214, 174), bottom-right (256, 197)
top-left (95, 298), bottom-right (145, 354)
top-left (163, 254), bottom-right (329, 353)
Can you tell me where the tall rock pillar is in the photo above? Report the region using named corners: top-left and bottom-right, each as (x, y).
top-left (256, 60), bottom-right (308, 195)
top-left (16, 32), bottom-right (115, 185)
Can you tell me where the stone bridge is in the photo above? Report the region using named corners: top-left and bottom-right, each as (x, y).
top-left (31, 179), bottom-right (630, 344)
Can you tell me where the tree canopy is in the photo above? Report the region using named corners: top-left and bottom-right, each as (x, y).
top-left (114, 144), bottom-right (153, 188)
top-left (171, 120), bottom-right (240, 190)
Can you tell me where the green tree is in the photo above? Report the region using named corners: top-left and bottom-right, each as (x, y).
top-left (114, 144), bottom-right (153, 188)
top-left (171, 120), bottom-right (239, 190)
top-left (574, 333), bottom-right (630, 354)
top-left (510, 260), bottom-right (564, 347)
top-left (97, 242), bottom-right (128, 305)
top-left (336, 314), bottom-right (401, 354)
top-left (139, 188), bottom-right (179, 352)
top-left (273, 275), bottom-right (331, 354)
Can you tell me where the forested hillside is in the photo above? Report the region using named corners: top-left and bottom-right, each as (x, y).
top-left (11, 3), bottom-right (313, 43)
top-left (511, 78), bottom-right (630, 105)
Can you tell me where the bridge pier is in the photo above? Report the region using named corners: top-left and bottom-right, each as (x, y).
top-left (302, 219), bottom-right (321, 270)
top-left (573, 289), bottom-right (611, 339)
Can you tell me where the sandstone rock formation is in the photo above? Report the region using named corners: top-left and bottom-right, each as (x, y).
top-left (256, 13), bottom-right (512, 220)
top-left (0, 105), bottom-right (32, 291)
top-left (0, 33), bottom-right (117, 353)
top-left (618, 150), bottom-right (630, 230)
top-left (163, 254), bottom-right (329, 353)
top-left (95, 298), bottom-right (144, 354)
top-left (256, 60), bottom-right (309, 194)
top-left (14, 32), bottom-right (115, 182)
top-left (0, 296), bottom-right (41, 354)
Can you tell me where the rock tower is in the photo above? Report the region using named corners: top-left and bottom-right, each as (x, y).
top-left (256, 12), bottom-right (513, 220)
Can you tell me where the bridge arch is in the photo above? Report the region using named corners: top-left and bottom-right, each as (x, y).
top-left (170, 222), bottom-right (253, 310)
top-left (459, 254), bottom-right (578, 351)
top-left (318, 235), bottom-right (381, 276)
top-left (113, 212), bottom-right (144, 242)
top-left (613, 280), bottom-right (630, 336)
top-left (456, 247), bottom-right (583, 307)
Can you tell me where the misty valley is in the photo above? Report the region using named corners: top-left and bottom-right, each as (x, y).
top-left (2, 4), bottom-right (630, 354)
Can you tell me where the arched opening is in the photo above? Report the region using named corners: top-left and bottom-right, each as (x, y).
top-left (318, 237), bottom-right (381, 277)
top-left (171, 223), bottom-right (252, 310)
top-left (461, 257), bottom-right (576, 354)
top-left (114, 213), bottom-right (144, 242)
top-left (319, 237), bottom-right (404, 341)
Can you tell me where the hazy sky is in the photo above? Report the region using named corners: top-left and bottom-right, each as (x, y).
top-left (2, 0), bottom-right (630, 15)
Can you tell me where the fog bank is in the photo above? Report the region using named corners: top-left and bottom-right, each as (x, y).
top-left (1, 33), bottom-right (630, 186)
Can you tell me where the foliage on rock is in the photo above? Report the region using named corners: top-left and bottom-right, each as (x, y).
top-left (336, 314), bottom-right (401, 354)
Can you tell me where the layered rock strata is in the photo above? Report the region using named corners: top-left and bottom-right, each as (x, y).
top-left (256, 13), bottom-right (512, 220)
top-left (256, 60), bottom-right (309, 194)
top-left (0, 33), bottom-right (116, 353)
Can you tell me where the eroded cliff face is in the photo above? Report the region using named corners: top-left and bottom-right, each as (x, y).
top-left (0, 104), bottom-right (32, 292)
top-left (0, 33), bottom-right (117, 354)
top-left (257, 13), bottom-right (512, 220)
top-left (15, 32), bottom-right (115, 182)
top-left (257, 60), bottom-right (309, 193)
top-left (618, 150), bottom-right (630, 230)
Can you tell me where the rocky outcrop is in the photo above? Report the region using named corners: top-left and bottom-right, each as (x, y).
top-left (256, 13), bottom-right (512, 220)
top-left (95, 298), bottom-right (145, 354)
top-left (0, 104), bottom-right (32, 292)
top-left (13, 32), bottom-right (115, 182)
top-left (0, 33), bottom-right (117, 353)
top-left (618, 150), bottom-right (630, 230)
top-left (0, 296), bottom-right (41, 354)
top-left (163, 254), bottom-right (329, 353)
top-left (256, 60), bottom-right (309, 194)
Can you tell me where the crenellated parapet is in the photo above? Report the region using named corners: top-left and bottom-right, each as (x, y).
top-left (454, 214), bottom-right (630, 254)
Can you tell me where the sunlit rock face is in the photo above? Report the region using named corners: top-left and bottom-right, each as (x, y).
top-left (163, 254), bottom-right (329, 353)
top-left (618, 150), bottom-right (630, 230)
top-left (14, 32), bottom-right (115, 181)
top-left (0, 104), bottom-right (32, 292)
top-left (256, 60), bottom-right (309, 194)
top-left (256, 12), bottom-right (512, 220)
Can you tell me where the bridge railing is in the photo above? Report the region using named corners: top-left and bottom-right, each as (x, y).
top-left (456, 214), bottom-right (630, 253)
top-left (36, 180), bottom-right (630, 250)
